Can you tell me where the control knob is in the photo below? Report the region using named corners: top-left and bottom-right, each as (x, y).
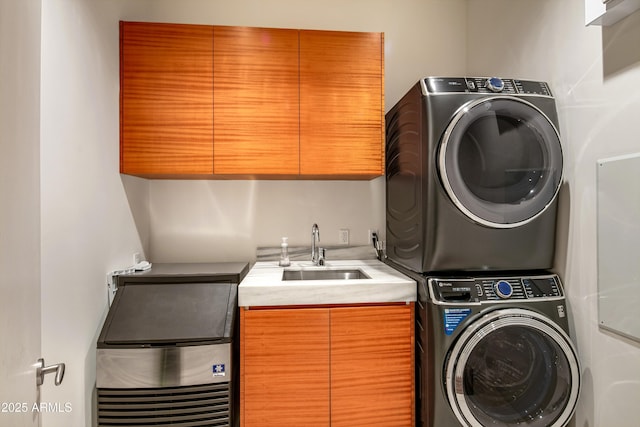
top-left (494, 280), bottom-right (513, 299)
top-left (485, 77), bottom-right (505, 92)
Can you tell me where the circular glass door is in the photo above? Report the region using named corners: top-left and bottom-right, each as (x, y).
top-left (439, 96), bottom-right (563, 228)
top-left (445, 308), bottom-right (580, 427)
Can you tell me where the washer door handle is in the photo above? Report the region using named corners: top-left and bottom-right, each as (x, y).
top-left (36, 358), bottom-right (65, 386)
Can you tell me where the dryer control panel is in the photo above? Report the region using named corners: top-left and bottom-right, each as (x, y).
top-left (424, 76), bottom-right (552, 96)
top-left (429, 274), bottom-right (563, 303)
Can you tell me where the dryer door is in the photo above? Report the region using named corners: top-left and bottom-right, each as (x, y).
top-left (445, 308), bottom-right (580, 427)
top-left (439, 96), bottom-right (562, 228)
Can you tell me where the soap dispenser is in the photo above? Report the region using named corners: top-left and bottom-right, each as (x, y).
top-left (279, 237), bottom-right (291, 267)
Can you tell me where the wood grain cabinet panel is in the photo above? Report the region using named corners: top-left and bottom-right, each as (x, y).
top-left (299, 30), bottom-right (385, 178)
top-left (240, 304), bottom-right (414, 426)
top-left (330, 304), bottom-right (415, 427)
top-left (213, 26), bottom-right (300, 175)
top-left (120, 23), bottom-right (384, 179)
top-left (120, 22), bottom-right (214, 176)
top-left (240, 308), bottom-right (330, 427)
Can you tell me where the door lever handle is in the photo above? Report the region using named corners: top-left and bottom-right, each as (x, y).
top-left (36, 358), bottom-right (65, 386)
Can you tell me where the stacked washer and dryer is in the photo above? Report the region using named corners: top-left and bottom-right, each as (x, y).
top-left (385, 77), bottom-right (581, 427)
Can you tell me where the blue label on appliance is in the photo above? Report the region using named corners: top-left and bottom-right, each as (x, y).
top-left (444, 308), bottom-right (471, 335)
top-left (212, 364), bottom-right (226, 377)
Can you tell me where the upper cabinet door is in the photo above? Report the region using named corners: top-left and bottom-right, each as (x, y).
top-left (120, 22), bottom-right (214, 176)
top-left (213, 26), bottom-right (300, 176)
top-left (299, 30), bottom-right (385, 178)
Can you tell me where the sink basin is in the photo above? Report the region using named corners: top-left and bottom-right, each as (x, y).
top-left (282, 268), bottom-right (371, 281)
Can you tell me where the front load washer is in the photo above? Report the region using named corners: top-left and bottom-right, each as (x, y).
top-left (386, 77), bottom-right (563, 272)
top-left (413, 271), bottom-right (580, 427)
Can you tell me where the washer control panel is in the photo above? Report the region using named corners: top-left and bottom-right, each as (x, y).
top-left (424, 76), bottom-right (552, 96)
top-left (429, 274), bottom-right (562, 303)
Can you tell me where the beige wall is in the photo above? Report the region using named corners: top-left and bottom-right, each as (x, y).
top-left (39, 1), bottom-right (149, 425)
top-left (0, 0), bottom-right (42, 425)
top-left (467, 1), bottom-right (640, 426)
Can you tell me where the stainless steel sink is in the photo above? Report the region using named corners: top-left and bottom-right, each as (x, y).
top-left (282, 268), bottom-right (371, 281)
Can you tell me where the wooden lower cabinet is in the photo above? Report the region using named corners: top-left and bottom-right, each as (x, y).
top-left (330, 305), bottom-right (415, 427)
top-left (240, 304), bottom-right (414, 427)
top-left (240, 307), bottom-right (330, 427)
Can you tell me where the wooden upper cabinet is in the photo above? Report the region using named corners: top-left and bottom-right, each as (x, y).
top-left (213, 27), bottom-right (300, 176)
top-left (120, 23), bottom-right (384, 179)
top-left (120, 22), bottom-right (214, 177)
top-left (299, 30), bottom-right (385, 178)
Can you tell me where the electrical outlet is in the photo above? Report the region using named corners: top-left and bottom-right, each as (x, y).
top-left (133, 252), bottom-right (141, 265)
top-left (339, 229), bottom-right (350, 245)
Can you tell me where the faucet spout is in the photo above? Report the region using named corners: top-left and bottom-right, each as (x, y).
top-left (311, 223), bottom-right (320, 265)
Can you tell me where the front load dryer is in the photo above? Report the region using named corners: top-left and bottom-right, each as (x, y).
top-left (386, 77), bottom-right (563, 272)
top-left (415, 272), bottom-right (580, 427)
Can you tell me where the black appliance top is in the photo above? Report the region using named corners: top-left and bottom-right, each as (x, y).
top-left (98, 262), bottom-right (250, 348)
top-left (114, 262), bottom-right (250, 285)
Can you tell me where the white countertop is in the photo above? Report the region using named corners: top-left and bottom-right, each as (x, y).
top-left (238, 259), bottom-right (416, 307)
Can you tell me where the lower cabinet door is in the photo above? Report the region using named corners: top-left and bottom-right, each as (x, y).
top-left (240, 304), bottom-right (414, 427)
top-left (330, 304), bottom-right (415, 427)
top-left (240, 307), bottom-right (330, 427)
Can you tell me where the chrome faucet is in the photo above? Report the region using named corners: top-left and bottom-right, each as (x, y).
top-left (311, 223), bottom-right (321, 265)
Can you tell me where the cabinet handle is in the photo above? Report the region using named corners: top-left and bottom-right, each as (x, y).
top-left (36, 358), bottom-right (65, 386)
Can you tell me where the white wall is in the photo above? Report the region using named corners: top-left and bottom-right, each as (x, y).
top-left (467, 1), bottom-right (640, 426)
top-left (149, 179), bottom-right (388, 262)
top-left (0, 0), bottom-right (42, 425)
top-left (36, 0), bottom-right (466, 426)
top-left (39, 1), bottom-right (149, 426)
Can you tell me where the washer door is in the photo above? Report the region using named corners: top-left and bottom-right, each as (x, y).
top-left (439, 96), bottom-right (563, 228)
top-left (445, 308), bottom-right (580, 427)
